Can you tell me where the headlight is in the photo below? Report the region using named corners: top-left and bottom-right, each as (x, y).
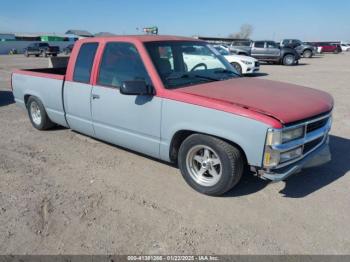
top-left (281, 127), bottom-right (304, 143)
top-left (240, 60), bottom-right (253, 65)
top-left (266, 127), bottom-right (304, 145)
top-left (263, 127), bottom-right (305, 168)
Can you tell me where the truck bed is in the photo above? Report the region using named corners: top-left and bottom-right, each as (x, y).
top-left (12, 68), bottom-right (68, 127)
top-left (25, 67), bottom-right (67, 75)
top-left (14, 67), bottom-right (67, 80)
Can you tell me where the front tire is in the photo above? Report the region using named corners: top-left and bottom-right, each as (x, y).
top-left (303, 49), bottom-right (312, 58)
top-left (27, 96), bottom-right (54, 130)
top-left (178, 134), bottom-right (244, 196)
top-left (282, 54), bottom-right (295, 65)
top-left (231, 62), bottom-right (242, 75)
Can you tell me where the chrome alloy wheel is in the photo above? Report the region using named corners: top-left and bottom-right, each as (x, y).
top-left (186, 145), bottom-right (222, 187)
top-left (30, 101), bottom-right (42, 126)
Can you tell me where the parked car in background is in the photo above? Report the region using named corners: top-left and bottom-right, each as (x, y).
top-left (229, 40), bottom-right (252, 55)
top-left (315, 42), bottom-right (342, 54)
top-left (63, 44), bottom-right (74, 55)
top-left (340, 43), bottom-right (350, 51)
top-left (280, 39), bottom-right (316, 58)
top-left (12, 35), bottom-right (333, 196)
top-left (249, 41), bottom-right (300, 65)
top-left (213, 45), bottom-right (260, 75)
top-left (230, 40), bottom-right (300, 65)
top-left (24, 43), bottom-right (60, 57)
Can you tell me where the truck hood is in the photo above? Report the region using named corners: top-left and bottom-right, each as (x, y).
top-left (175, 78), bottom-right (333, 125)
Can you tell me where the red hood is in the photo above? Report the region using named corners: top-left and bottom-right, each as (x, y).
top-left (174, 78), bottom-right (333, 125)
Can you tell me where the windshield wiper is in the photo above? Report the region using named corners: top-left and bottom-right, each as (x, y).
top-left (166, 73), bottom-right (220, 82)
top-left (213, 69), bottom-right (240, 77)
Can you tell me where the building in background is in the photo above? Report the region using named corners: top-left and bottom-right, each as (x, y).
top-left (0, 33), bottom-right (16, 41)
top-left (65, 30), bottom-right (93, 39)
top-left (40, 35), bottom-right (66, 42)
top-left (94, 32), bottom-right (116, 37)
top-left (193, 36), bottom-right (251, 45)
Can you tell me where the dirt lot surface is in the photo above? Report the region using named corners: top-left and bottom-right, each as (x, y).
top-left (0, 54), bottom-right (349, 255)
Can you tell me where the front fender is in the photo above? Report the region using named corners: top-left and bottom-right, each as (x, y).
top-left (159, 99), bottom-right (270, 167)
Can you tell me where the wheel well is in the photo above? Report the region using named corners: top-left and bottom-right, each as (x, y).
top-left (283, 53), bottom-right (295, 58)
top-left (24, 94), bottom-right (31, 107)
top-left (303, 48), bottom-right (312, 53)
top-left (169, 130), bottom-right (248, 166)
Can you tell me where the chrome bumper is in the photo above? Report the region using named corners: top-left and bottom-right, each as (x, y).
top-left (260, 138), bottom-right (331, 181)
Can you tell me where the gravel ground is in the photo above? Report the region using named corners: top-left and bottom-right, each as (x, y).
top-left (0, 53), bottom-right (349, 255)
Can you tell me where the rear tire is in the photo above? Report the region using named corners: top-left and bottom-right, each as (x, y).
top-left (231, 62), bottom-right (242, 75)
top-left (282, 54), bottom-right (295, 65)
top-left (303, 49), bottom-right (312, 58)
top-left (178, 134), bottom-right (244, 196)
top-left (27, 96), bottom-right (54, 130)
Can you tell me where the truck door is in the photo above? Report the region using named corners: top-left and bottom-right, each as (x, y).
top-left (265, 41), bottom-right (281, 60)
top-left (64, 42), bottom-right (98, 137)
top-left (250, 41), bottom-right (266, 59)
top-left (91, 42), bottom-right (161, 158)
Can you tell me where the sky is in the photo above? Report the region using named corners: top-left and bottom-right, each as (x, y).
top-left (0, 0), bottom-right (349, 41)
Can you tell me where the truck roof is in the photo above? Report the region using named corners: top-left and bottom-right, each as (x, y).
top-left (79, 35), bottom-right (199, 43)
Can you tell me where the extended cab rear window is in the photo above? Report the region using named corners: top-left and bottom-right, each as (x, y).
top-left (73, 42), bottom-right (98, 83)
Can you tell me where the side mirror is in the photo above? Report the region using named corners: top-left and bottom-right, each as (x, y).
top-left (120, 80), bottom-right (152, 96)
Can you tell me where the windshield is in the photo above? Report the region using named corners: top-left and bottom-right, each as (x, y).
top-left (145, 41), bottom-right (239, 89)
top-left (214, 46), bottom-right (230, 56)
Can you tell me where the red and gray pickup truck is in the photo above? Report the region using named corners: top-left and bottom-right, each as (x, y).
top-left (12, 35), bottom-right (333, 196)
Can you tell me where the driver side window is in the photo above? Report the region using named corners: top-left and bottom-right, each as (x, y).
top-left (267, 42), bottom-right (277, 48)
top-left (97, 42), bottom-right (151, 88)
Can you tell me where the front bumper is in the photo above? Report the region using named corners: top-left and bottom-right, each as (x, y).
top-left (260, 138), bottom-right (331, 181)
top-left (243, 62), bottom-right (260, 74)
top-left (244, 66), bottom-right (260, 74)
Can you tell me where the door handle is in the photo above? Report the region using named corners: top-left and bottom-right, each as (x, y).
top-left (92, 94), bottom-right (100, 99)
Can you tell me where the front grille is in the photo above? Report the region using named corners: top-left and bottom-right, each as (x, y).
top-left (303, 137), bottom-right (323, 154)
top-left (306, 117), bottom-right (329, 133)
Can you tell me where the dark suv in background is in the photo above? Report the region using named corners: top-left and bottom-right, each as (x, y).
top-left (24, 43), bottom-right (60, 57)
top-left (280, 39), bottom-right (316, 58)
